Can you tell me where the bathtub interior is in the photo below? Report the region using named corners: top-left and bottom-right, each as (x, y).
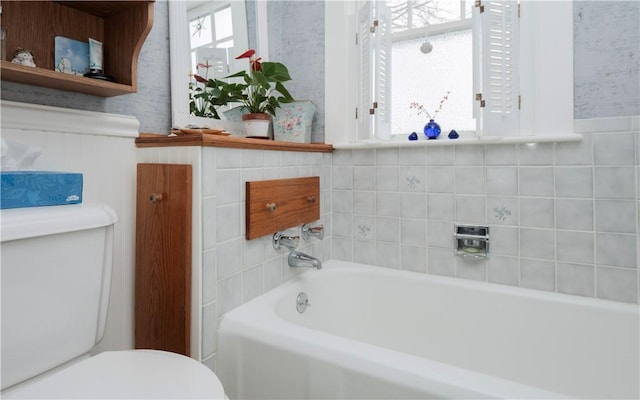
top-left (219, 260), bottom-right (640, 399)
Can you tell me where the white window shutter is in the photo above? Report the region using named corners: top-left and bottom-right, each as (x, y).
top-left (373, 1), bottom-right (392, 140)
top-left (356, 2), bottom-right (373, 141)
top-left (474, 0), bottom-right (520, 136)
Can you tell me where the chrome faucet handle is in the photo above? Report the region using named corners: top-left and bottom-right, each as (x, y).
top-left (273, 231), bottom-right (300, 250)
top-left (301, 223), bottom-right (324, 240)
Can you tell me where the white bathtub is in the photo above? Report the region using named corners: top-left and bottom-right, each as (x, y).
top-left (217, 260), bottom-right (639, 399)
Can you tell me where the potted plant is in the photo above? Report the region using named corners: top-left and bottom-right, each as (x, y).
top-left (221, 49), bottom-right (295, 138)
top-left (189, 60), bottom-right (232, 121)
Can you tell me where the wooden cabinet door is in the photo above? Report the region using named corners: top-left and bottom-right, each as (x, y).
top-left (135, 163), bottom-right (192, 356)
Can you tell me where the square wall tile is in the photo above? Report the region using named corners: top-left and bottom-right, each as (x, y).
top-left (427, 220), bottom-right (454, 248)
top-left (487, 197), bottom-right (518, 226)
top-left (520, 198), bottom-right (555, 228)
top-left (242, 265), bottom-right (264, 303)
top-left (217, 239), bottom-right (243, 280)
top-left (518, 143), bottom-right (554, 165)
top-left (556, 231), bottom-right (594, 265)
top-left (333, 213), bottom-right (353, 237)
top-left (488, 255), bottom-right (520, 286)
top-left (594, 167), bottom-right (635, 199)
top-left (400, 147), bottom-right (426, 165)
top-left (376, 217), bottom-right (400, 242)
top-left (202, 197), bottom-right (217, 250)
top-left (455, 146), bottom-right (484, 166)
top-left (353, 166), bottom-right (375, 190)
top-left (376, 166), bottom-right (400, 191)
top-left (596, 233), bottom-right (637, 268)
top-left (202, 249), bottom-right (217, 305)
top-left (216, 170), bottom-right (240, 206)
top-left (556, 199), bottom-right (593, 231)
top-left (263, 257), bottom-right (283, 292)
top-left (593, 132), bottom-right (635, 166)
top-left (555, 167), bottom-right (593, 198)
top-left (426, 166), bottom-right (454, 193)
top-left (556, 134), bottom-right (592, 165)
top-left (455, 167), bottom-right (486, 194)
top-left (354, 239), bottom-right (377, 265)
top-left (428, 247), bottom-right (456, 277)
top-left (201, 302), bottom-right (217, 357)
top-left (426, 146), bottom-right (454, 165)
top-left (332, 190), bottom-right (353, 213)
top-left (521, 259), bottom-right (556, 291)
top-left (486, 167), bottom-right (518, 195)
top-left (597, 267), bottom-right (638, 303)
top-left (351, 149), bottom-right (374, 165)
top-left (332, 166), bottom-right (353, 190)
top-left (519, 167), bottom-right (554, 197)
top-left (376, 241), bottom-right (400, 269)
top-left (400, 166), bottom-right (427, 192)
top-left (401, 218), bottom-right (427, 246)
top-left (520, 228), bottom-right (555, 260)
top-left (376, 148), bottom-right (400, 165)
top-left (353, 215), bottom-right (374, 240)
top-left (489, 226), bottom-right (519, 256)
top-left (218, 274), bottom-right (242, 315)
top-left (354, 191), bottom-right (376, 215)
top-left (216, 204), bottom-right (241, 243)
top-left (427, 194), bottom-right (455, 221)
top-left (485, 144), bottom-right (517, 165)
top-left (401, 245), bottom-right (427, 273)
top-left (401, 192), bottom-right (427, 219)
top-left (557, 263), bottom-right (595, 298)
top-left (595, 200), bottom-right (636, 233)
top-left (456, 195), bottom-right (486, 224)
top-left (376, 192), bottom-right (400, 217)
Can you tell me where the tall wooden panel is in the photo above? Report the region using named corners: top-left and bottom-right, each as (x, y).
top-left (135, 163), bottom-right (192, 356)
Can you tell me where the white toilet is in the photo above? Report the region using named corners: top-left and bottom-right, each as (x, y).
top-left (1, 203), bottom-right (226, 399)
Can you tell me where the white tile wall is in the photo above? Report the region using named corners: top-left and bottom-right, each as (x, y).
top-left (331, 130), bottom-right (640, 304)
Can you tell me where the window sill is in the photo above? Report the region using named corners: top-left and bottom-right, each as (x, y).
top-left (332, 134), bottom-right (583, 150)
top-left (135, 133), bottom-right (334, 153)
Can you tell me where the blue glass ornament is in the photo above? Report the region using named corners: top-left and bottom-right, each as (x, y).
top-left (408, 132), bottom-right (418, 140)
top-left (423, 119), bottom-right (441, 139)
top-left (448, 129), bottom-right (459, 139)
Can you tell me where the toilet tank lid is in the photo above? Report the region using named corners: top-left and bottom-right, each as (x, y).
top-left (1, 203), bottom-right (118, 242)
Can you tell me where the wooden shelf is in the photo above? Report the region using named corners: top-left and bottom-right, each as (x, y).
top-left (135, 133), bottom-right (334, 153)
top-left (0, 1), bottom-right (154, 97)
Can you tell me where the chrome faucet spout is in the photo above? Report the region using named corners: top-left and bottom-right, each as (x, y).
top-left (288, 250), bottom-right (322, 270)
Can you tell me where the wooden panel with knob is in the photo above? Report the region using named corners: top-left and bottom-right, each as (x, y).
top-left (245, 177), bottom-right (320, 240)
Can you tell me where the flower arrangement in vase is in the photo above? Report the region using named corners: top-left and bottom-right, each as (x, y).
top-left (410, 91), bottom-right (450, 139)
top-left (189, 49), bottom-right (295, 138)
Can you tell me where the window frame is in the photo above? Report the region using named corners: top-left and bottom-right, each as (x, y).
top-left (324, 0), bottom-right (576, 146)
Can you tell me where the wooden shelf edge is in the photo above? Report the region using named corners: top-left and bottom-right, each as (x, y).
top-left (135, 133), bottom-right (334, 153)
top-left (1, 61), bottom-right (136, 97)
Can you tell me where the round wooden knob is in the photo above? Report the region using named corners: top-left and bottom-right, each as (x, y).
top-left (266, 202), bottom-right (277, 212)
top-left (307, 196), bottom-right (316, 204)
top-left (149, 193), bottom-right (163, 203)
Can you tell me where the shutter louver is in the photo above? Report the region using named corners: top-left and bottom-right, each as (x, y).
top-left (357, 2), bottom-right (373, 140)
top-left (374, 1), bottom-right (392, 139)
top-left (474, 0), bottom-right (519, 136)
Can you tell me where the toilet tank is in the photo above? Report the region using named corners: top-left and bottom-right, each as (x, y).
top-left (1, 203), bottom-right (118, 390)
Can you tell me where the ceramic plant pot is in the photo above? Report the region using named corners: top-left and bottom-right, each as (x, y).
top-left (242, 113), bottom-right (272, 139)
top-left (273, 100), bottom-right (316, 143)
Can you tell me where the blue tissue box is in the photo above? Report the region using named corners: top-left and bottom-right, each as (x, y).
top-left (1, 171), bottom-right (83, 209)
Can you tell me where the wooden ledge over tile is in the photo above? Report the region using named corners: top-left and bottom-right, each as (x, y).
top-left (136, 133), bottom-right (334, 153)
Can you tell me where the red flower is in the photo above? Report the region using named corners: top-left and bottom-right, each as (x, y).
top-left (194, 74), bottom-right (208, 83)
top-left (235, 49), bottom-right (256, 60)
top-left (251, 57), bottom-right (262, 72)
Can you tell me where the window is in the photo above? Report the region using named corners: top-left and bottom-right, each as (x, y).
top-left (387, 0), bottom-right (475, 136)
top-left (336, 0), bottom-right (574, 144)
top-left (188, 2), bottom-right (242, 80)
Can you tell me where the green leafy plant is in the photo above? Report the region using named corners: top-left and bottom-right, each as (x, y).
top-left (189, 49), bottom-right (294, 119)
